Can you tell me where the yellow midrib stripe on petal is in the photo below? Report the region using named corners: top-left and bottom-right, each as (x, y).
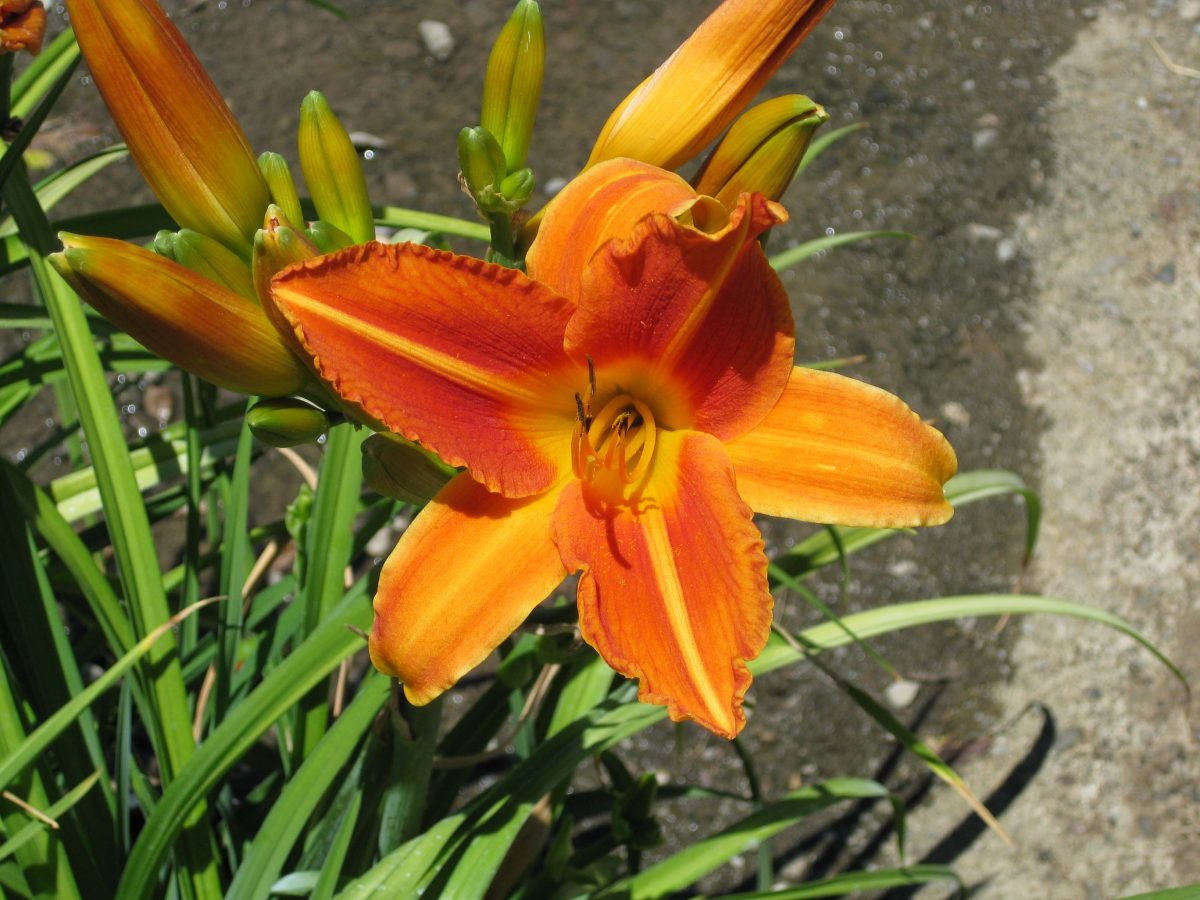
top-left (279, 290), bottom-right (550, 406)
top-left (640, 502), bottom-right (727, 727)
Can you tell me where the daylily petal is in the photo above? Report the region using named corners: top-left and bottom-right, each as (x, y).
top-left (587, 0), bottom-right (837, 171)
top-left (526, 159), bottom-right (697, 303)
top-left (66, 0), bottom-right (269, 257)
top-left (269, 242), bottom-right (579, 496)
top-left (565, 191), bottom-right (793, 441)
top-left (553, 430), bottom-right (772, 738)
top-left (371, 472), bottom-right (568, 705)
top-left (725, 366), bottom-right (957, 527)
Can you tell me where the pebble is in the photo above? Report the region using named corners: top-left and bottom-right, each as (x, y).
top-left (1181, 0), bottom-right (1200, 21)
top-left (1154, 262), bottom-right (1176, 284)
top-left (996, 238), bottom-right (1018, 262)
top-left (940, 400), bottom-right (972, 426)
top-left (885, 679), bottom-right (920, 710)
top-left (972, 128), bottom-right (999, 151)
top-left (418, 20), bottom-right (455, 61)
top-left (966, 222), bottom-right (1004, 241)
top-left (543, 176), bottom-right (569, 196)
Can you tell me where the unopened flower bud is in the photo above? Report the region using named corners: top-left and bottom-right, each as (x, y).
top-left (305, 220), bottom-right (356, 254)
top-left (258, 151), bottom-right (306, 231)
top-left (498, 167), bottom-right (534, 207)
top-left (480, 0), bottom-right (544, 172)
top-left (692, 94), bottom-right (828, 208)
top-left (457, 125), bottom-right (507, 201)
top-left (361, 433), bottom-right (455, 506)
top-left (66, 0), bottom-right (269, 256)
top-left (252, 205), bottom-right (320, 305)
top-left (171, 229), bottom-right (257, 299)
top-left (246, 398), bottom-right (329, 447)
top-left (51, 232), bottom-right (309, 397)
top-left (298, 91), bottom-right (375, 244)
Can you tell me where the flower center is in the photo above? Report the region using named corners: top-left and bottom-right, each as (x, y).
top-left (571, 362), bottom-right (658, 491)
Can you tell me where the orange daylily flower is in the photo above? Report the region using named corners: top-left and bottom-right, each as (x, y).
top-left (587, 0), bottom-right (838, 171)
top-left (269, 159), bottom-right (955, 738)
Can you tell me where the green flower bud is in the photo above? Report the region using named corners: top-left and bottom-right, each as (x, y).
top-left (152, 229), bottom-right (178, 260)
top-left (457, 125), bottom-right (507, 201)
top-left (298, 91), bottom-right (375, 244)
top-left (361, 432), bottom-right (455, 506)
top-left (305, 220), bottom-right (356, 254)
top-left (257, 151), bottom-right (306, 231)
top-left (246, 398), bottom-right (329, 447)
top-left (481, 0), bottom-right (544, 172)
top-left (498, 167), bottom-right (534, 207)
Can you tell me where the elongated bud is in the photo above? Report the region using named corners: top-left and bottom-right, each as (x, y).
top-left (51, 233), bottom-right (309, 397)
top-left (481, 0), bottom-right (544, 171)
top-left (252, 206), bottom-right (321, 305)
top-left (693, 95), bottom-right (827, 207)
top-left (298, 91), bottom-right (374, 244)
top-left (65, 0), bottom-right (269, 256)
top-left (305, 220), bottom-right (356, 254)
top-left (499, 168), bottom-right (534, 207)
top-left (361, 433), bottom-right (455, 506)
top-left (246, 398), bottom-right (328, 447)
top-left (588, 0), bottom-right (836, 171)
top-left (1, 1), bottom-right (46, 55)
top-left (457, 125), bottom-right (507, 200)
top-left (258, 151), bottom-right (306, 230)
top-left (171, 229), bottom-right (257, 299)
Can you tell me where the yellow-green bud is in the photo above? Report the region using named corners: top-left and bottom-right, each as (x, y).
top-left (481, 0), bottom-right (544, 172)
top-left (252, 205), bottom-right (320, 305)
top-left (298, 91), bottom-right (375, 244)
top-left (246, 398), bottom-right (329, 447)
top-left (361, 433), bottom-right (455, 506)
top-left (692, 95), bottom-right (829, 208)
top-left (152, 229), bottom-right (178, 259)
top-left (305, 220), bottom-right (356, 254)
top-left (257, 151), bottom-right (306, 231)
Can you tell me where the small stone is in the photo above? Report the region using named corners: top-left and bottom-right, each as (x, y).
top-left (940, 400), bottom-right (972, 426)
top-left (972, 128), bottom-right (998, 151)
top-left (1154, 262), bottom-right (1176, 284)
top-left (348, 131), bottom-right (389, 151)
top-left (543, 176), bottom-right (568, 196)
top-left (1180, 0), bottom-right (1200, 21)
top-left (885, 679), bottom-right (920, 710)
top-left (887, 559), bottom-right (919, 578)
top-left (996, 238), bottom-right (1017, 262)
top-left (975, 112), bottom-right (1001, 128)
top-left (418, 20), bottom-right (455, 61)
top-left (966, 222), bottom-right (1003, 241)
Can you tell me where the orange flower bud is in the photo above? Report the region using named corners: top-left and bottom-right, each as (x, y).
top-left (65, 0), bottom-right (270, 257)
top-left (587, 0), bottom-right (836, 171)
top-left (51, 233), bottom-right (310, 398)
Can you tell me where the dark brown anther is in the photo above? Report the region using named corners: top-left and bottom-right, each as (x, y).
top-left (574, 392), bottom-right (587, 427)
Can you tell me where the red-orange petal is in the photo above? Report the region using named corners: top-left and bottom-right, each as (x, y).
top-left (586, 0), bottom-right (837, 171)
top-left (552, 430), bottom-right (772, 738)
top-left (270, 242), bottom-right (580, 497)
top-left (371, 472), bottom-right (568, 704)
top-left (725, 366), bottom-right (958, 527)
top-left (564, 191), bottom-right (794, 441)
top-left (526, 159), bottom-right (698, 303)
